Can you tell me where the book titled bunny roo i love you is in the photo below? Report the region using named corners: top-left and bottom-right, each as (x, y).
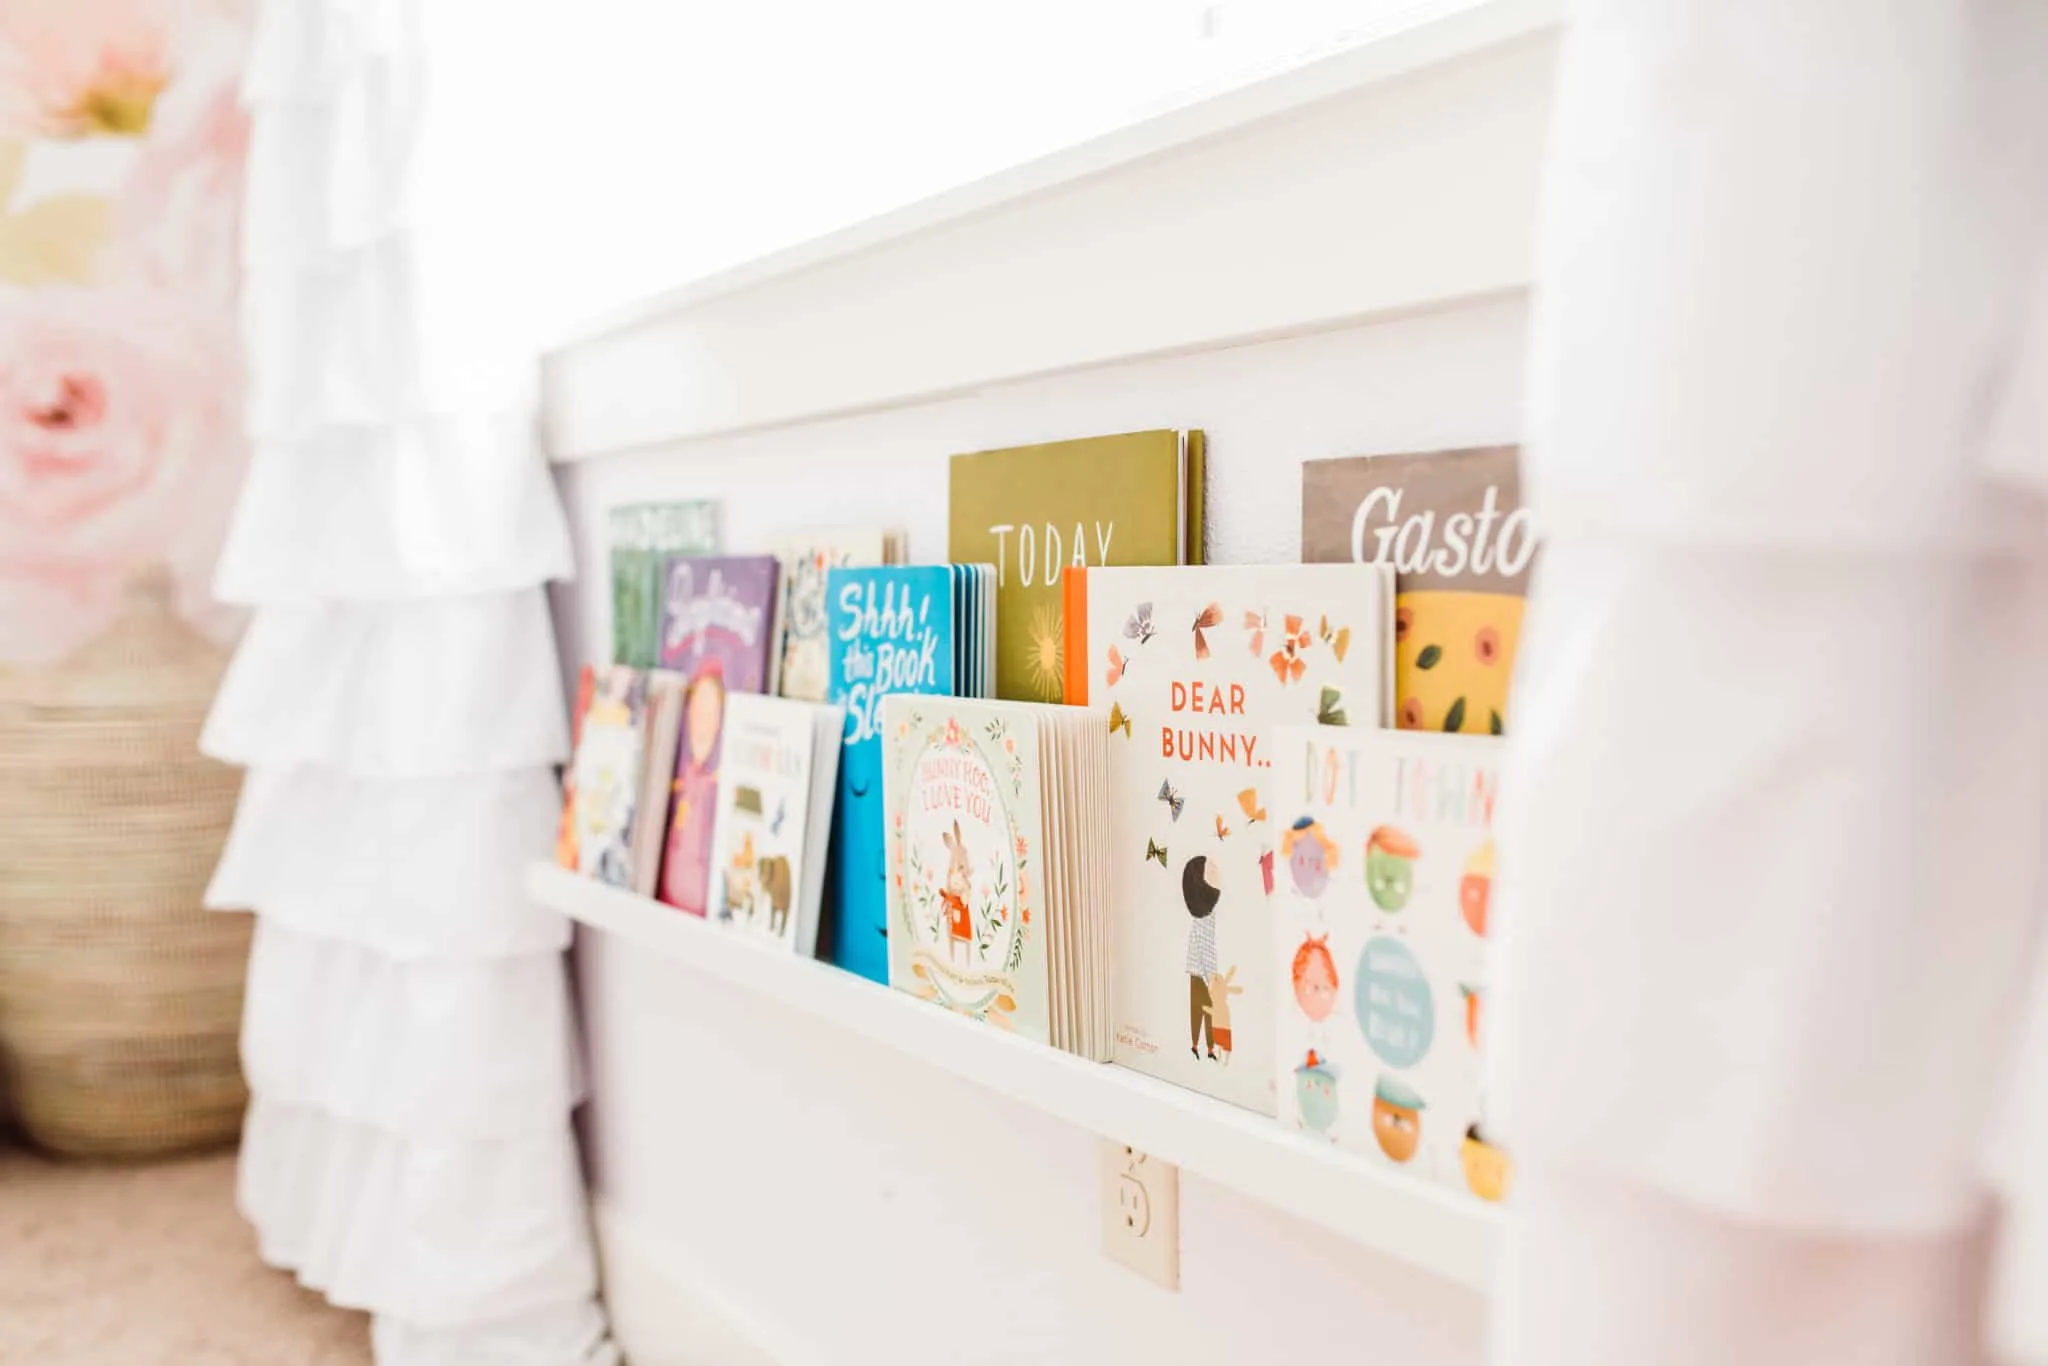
top-left (881, 695), bottom-right (1109, 1058)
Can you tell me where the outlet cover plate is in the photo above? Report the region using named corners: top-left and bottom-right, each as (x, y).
top-left (1100, 1140), bottom-right (1180, 1291)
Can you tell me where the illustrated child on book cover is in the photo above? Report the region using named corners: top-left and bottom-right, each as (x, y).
top-left (1183, 855), bottom-right (1222, 1061)
top-left (660, 658), bottom-right (727, 915)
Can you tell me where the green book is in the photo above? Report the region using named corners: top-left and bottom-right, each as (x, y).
top-left (949, 430), bottom-right (1204, 703)
top-left (608, 501), bottom-right (720, 668)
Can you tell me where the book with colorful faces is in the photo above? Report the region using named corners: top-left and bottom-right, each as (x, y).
top-left (702, 694), bottom-right (844, 955)
top-left (770, 528), bottom-right (908, 703)
top-left (571, 666), bottom-right (647, 888)
top-left (881, 695), bottom-right (1109, 1057)
top-left (1301, 447), bottom-right (1533, 735)
top-left (823, 564), bottom-right (994, 983)
top-left (949, 429), bottom-right (1205, 704)
top-left (1269, 727), bottom-right (1508, 1206)
top-left (609, 501), bottom-right (720, 669)
top-left (657, 554), bottom-right (783, 695)
top-left (1081, 564), bottom-right (1395, 1115)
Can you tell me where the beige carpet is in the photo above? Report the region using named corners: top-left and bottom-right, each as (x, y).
top-left (0, 1142), bottom-right (373, 1365)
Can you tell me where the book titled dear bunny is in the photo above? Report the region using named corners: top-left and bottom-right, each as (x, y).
top-left (1079, 564), bottom-right (1393, 1114)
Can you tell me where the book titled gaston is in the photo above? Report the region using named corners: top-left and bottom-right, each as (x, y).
top-left (949, 430), bottom-right (1204, 704)
top-left (823, 565), bottom-right (992, 984)
top-left (1269, 726), bottom-right (1508, 1206)
top-left (1082, 564), bottom-right (1393, 1114)
top-left (1301, 447), bottom-right (1533, 735)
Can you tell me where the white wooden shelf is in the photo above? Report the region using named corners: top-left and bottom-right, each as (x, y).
top-left (529, 860), bottom-right (1500, 1293)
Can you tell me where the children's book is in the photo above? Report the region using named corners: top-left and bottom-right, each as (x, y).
top-left (881, 695), bottom-right (1109, 1057)
top-left (655, 659), bottom-right (730, 916)
top-left (1082, 564), bottom-right (1394, 1114)
top-left (1300, 447), bottom-right (1533, 735)
top-left (703, 694), bottom-right (844, 955)
top-left (823, 564), bottom-right (994, 984)
top-left (770, 528), bottom-right (907, 703)
top-left (555, 664), bottom-right (597, 870)
top-left (949, 430), bottom-right (1204, 704)
top-left (571, 666), bottom-right (647, 888)
top-left (657, 553), bottom-right (782, 695)
top-left (609, 501), bottom-right (720, 669)
top-left (1269, 726), bottom-right (1508, 1205)
top-left (630, 672), bottom-right (685, 898)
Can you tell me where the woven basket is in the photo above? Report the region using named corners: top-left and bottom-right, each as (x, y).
top-left (0, 567), bottom-right (250, 1158)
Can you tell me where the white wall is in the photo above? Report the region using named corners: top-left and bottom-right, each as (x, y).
top-left (556, 291), bottom-right (1527, 1365)
top-left (506, 0), bottom-right (1489, 334)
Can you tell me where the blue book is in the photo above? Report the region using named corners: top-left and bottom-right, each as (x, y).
top-left (824, 564), bottom-right (993, 982)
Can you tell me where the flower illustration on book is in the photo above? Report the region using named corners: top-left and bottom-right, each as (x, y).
top-left (1024, 601), bottom-right (1064, 698)
top-left (1123, 601), bottom-right (1155, 644)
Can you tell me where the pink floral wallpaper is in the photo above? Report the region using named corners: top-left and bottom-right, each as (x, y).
top-left (0, 0), bottom-right (251, 667)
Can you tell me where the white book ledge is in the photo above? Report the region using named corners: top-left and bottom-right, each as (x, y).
top-left (529, 861), bottom-right (1500, 1292)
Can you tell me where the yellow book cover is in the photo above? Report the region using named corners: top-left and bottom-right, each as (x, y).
top-left (949, 430), bottom-right (1204, 703)
top-left (1300, 447), bottom-right (1534, 735)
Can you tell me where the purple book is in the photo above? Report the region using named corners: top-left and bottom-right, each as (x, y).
top-left (655, 554), bottom-right (781, 915)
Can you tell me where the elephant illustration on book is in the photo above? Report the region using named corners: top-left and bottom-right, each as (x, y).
top-left (756, 854), bottom-right (793, 937)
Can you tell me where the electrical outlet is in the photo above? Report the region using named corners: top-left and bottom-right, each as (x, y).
top-left (1100, 1140), bottom-right (1180, 1291)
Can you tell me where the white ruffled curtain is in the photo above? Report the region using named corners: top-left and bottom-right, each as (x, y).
top-left (1495, 2), bottom-right (2048, 1364)
top-left (198, 1), bottom-right (612, 1361)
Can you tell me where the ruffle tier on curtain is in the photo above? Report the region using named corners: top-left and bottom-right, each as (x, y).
top-left (201, 2), bottom-right (612, 1362)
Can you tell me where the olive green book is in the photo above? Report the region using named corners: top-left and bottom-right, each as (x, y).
top-left (949, 430), bottom-right (1205, 703)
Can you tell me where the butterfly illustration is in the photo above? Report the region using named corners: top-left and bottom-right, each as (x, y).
top-left (1191, 601), bottom-right (1224, 660)
top-left (1123, 602), bottom-right (1156, 645)
top-left (1259, 848), bottom-right (1275, 895)
top-left (1244, 609), bottom-right (1267, 656)
top-left (1214, 814), bottom-right (1231, 840)
top-left (1316, 685), bottom-right (1348, 726)
top-left (1267, 613), bottom-right (1312, 684)
top-left (1106, 645), bottom-right (1128, 687)
top-left (1318, 613), bottom-right (1352, 663)
top-left (1145, 838), bottom-right (1169, 868)
top-left (1237, 788), bottom-right (1266, 823)
top-left (1107, 702), bottom-right (1133, 738)
top-left (770, 797), bottom-right (788, 836)
top-left (1157, 780), bottom-right (1185, 822)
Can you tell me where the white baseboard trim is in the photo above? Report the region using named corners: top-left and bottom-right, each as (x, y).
top-left (594, 1200), bottom-right (802, 1366)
